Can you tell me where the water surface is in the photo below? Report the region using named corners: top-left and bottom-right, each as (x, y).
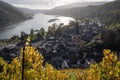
top-left (0, 13), bottom-right (74, 39)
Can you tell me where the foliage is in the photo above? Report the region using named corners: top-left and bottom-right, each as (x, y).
top-left (0, 44), bottom-right (120, 80)
top-left (40, 28), bottom-right (45, 36)
top-left (0, 46), bottom-right (70, 80)
top-left (75, 49), bottom-right (120, 80)
top-left (30, 29), bottom-right (36, 41)
top-left (39, 28), bottom-right (46, 40)
top-left (108, 23), bottom-right (120, 30)
top-left (47, 23), bottom-right (58, 37)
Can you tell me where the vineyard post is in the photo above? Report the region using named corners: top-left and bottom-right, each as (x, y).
top-left (22, 45), bottom-right (25, 80)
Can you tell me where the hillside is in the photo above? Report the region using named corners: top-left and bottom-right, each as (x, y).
top-left (0, 1), bottom-right (29, 27)
top-left (52, 2), bottom-right (106, 10)
top-left (44, 0), bottom-right (120, 25)
top-left (18, 7), bottom-right (39, 14)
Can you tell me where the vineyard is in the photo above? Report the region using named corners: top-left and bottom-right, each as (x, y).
top-left (0, 45), bottom-right (120, 80)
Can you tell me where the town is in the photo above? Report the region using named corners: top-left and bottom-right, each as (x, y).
top-left (0, 18), bottom-right (120, 69)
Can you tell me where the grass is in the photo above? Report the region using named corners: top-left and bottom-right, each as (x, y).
top-left (70, 73), bottom-right (76, 80)
top-left (59, 68), bottom-right (88, 80)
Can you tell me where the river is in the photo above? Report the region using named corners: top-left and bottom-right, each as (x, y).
top-left (0, 13), bottom-right (74, 39)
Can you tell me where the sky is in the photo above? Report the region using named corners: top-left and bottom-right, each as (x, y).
top-left (2, 0), bottom-right (114, 9)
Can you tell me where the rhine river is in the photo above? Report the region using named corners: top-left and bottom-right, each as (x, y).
top-left (0, 13), bottom-right (74, 39)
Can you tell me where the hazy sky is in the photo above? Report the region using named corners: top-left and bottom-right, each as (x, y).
top-left (2, 0), bottom-right (114, 9)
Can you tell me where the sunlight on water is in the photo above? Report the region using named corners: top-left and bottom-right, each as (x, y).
top-left (57, 16), bottom-right (74, 25)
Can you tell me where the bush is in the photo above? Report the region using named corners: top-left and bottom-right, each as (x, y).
top-left (75, 49), bottom-right (120, 80)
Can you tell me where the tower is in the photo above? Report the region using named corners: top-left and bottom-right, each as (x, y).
top-left (74, 20), bottom-right (80, 35)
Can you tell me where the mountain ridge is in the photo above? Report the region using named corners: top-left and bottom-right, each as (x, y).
top-left (52, 2), bottom-right (107, 10)
top-left (18, 2), bottom-right (107, 14)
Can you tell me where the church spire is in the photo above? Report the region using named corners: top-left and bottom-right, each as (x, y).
top-left (74, 19), bottom-right (80, 35)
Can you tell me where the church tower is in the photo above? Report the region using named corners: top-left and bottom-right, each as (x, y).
top-left (74, 20), bottom-right (80, 35)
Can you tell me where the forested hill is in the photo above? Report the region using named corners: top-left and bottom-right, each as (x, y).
top-left (44, 0), bottom-right (120, 25)
top-left (0, 1), bottom-right (29, 27)
top-left (89, 0), bottom-right (120, 25)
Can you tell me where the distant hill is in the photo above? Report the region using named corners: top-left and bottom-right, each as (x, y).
top-left (19, 2), bottom-right (106, 14)
top-left (0, 1), bottom-right (30, 27)
top-left (52, 2), bottom-right (107, 10)
top-left (18, 7), bottom-right (40, 14)
top-left (44, 1), bottom-right (120, 25)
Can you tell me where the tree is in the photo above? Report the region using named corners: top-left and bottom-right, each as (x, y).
top-left (30, 29), bottom-right (35, 40)
top-left (30, 29), bottom-right (34, 35)
top-left (39, 28), bottom-right (45, 40)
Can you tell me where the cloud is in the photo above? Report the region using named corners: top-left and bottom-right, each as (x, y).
top-left (3, 0), bottom-right (51, 5)
top-left (2, 0), bottom-right (114, 9)
top-left (3, 0), bottom-right (113, 4)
